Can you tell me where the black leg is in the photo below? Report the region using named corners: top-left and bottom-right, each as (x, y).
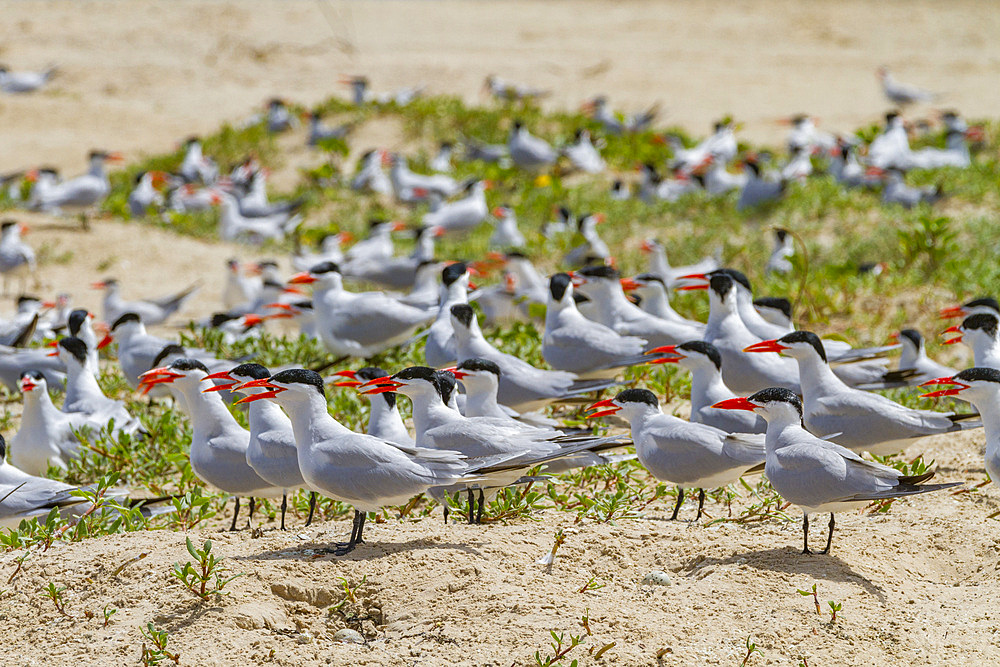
top-left (280, 494), bottom-right (288, 531)
top-left (695, 489), bottom-right (706, 521)
top-left (802, 514), bottom-right (812, 555)
top-left (443, 501), bottom-right (450, 524)
top-left (670, 487), bottom-right (684, 520)
top-left (820, 513), bottom-right (835, 555)
top-left (356, 512), bottom-right (366, 544)
top-left (476, 489), bottom-right (485, 524)
top-left (229, 496), bottom-right (241, 531)
top-left (305, 491), bottom-right (317, 526)
top-left (467, 488), bottom-right (475, 524)
top-left (335, 510), bottom-right (363, 556)
top-left (248, 497), bottom-right (256, 527)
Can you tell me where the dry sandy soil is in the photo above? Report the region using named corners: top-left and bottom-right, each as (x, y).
top-left (1, 1), bottom-right (999, 665)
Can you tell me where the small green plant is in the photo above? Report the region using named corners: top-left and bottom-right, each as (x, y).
top-left (741, 635), bottom-right (762, 666)
top-left (103, 604), bottom-right (118, 627)
top-left (41, 582), bottom-right (70, 617)
top-left (331, 574), bottom-right (367, 612)
top-left (797, 583), bottom-right (820, 614)
top-left (140, 622), bottom-right (180, 665)
top-left (167, 487), bottom-right (217, 530)
top-left (537, 528), bottom-right (566, 566)
top-left (828, 600), bottom-right (843, 623)
top-left (534, 630), bottom-right (585, 667)
top-left (171, 537), bottom-right (242, 601)
top-left (578, 577), bottom-right (605, 594)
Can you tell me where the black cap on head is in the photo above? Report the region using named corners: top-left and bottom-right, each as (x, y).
top-left (614, 388), bottom-right (659, 407)
top-left (0, 433), bottom-right (5, 461)
top-left (111, 312), bottom-right (141, 331)
top-left (711, 268), bottom-right (751, 292)
top-left (753, 297), bottom-right (792, 320)
top-left (355, 367), bottom-right (396, 408)
top-left (21, 369), bottom-right (45, 382)
top-left (578, 265), bottom-right (620, 281)
top-left (779, 330), bottom-right (827, 363)
top-left (152, 344), bottom-right (186, 369)
top-left (549, 273), bottom-right (573, 301)
top-left (775, 228), bottom-right (789, 242)
top-left (393, 366), bottom-right (439, 384)
top-left (964, 297), bottom-right (1000, 312)
top-left (747, 387), bottom-right (802, 416)
top-left (963, 313), bottom-right (998, 338)
top-left (677, 340), bottom-right (722, 371)
top-left (229, 363), bottom-right (270, 380)
top-left (210, 313), bottom-right (239, 328)
top-left (954, 367), bottom-right (1000, 384)
top-left (17, 295), bottom-right (40, 307)
top-left (456, 358), bottom-right (501, 378)
top-left (899, 329), bottom-right (923, 348)
top-left (68, 309), bottom-right (89, 336)
top-left (450, 304), bottom-right (475, 328)
top-left (57, 337), bottom-right (89, 366)
top-left (434, 370), bottom-right (457, 404)
top-left (634, 273), bottom-right (665, 287)
top-left (169, 358), bottom-right (209, 374)
top-left (308, 261), bottom-right (340, 275)
top-left (442, 262), bottom-right (468, 287)
top-left (270, 368), bottom-right (326, 396)
top-left (1, 220), bottom-right (17, 231)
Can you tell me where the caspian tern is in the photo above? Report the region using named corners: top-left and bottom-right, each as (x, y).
top-left (127, 171), bottom-right (166, 218)
top-left (9, 372), bottom-right (87, 475)
top-left (55, 337), bottom-right (143, 435)
top-left (430, 142), bottom-right (454, 173)
top-left (945, 313), bottom-right (1000, 369)
top-left (876, 169), bottom-right (944, 209)
top-left (744, 331), bottom-right (979, 454)
top-left (766, 228), bottom-right (794, 275)
top-left (877, 66), bottom-right (938, 106)
top-left (420, 180), bottom-right (489, 235)
top-left (178, 137), bottom-right (218, 184)
top-left (306, 112), bottom-right (353, 147)
top-left (714, 387), bottom-right (959, 554)
top-left (894, 329), bottom-right (958, 384)
top-left (563, 129), bottom-right (606, 173)
top-left (288, 262), bottom-right (434, 358)
top-left (638, 238), bottom-right (718, 288)
top-left (488, 205), bottom-right (526, 249)
top-left (582, 96), bottom-right (658, 135)
top-left (449, 303), bottom-right (618, 412)
top-left (332, 367), bottom-right (413, 446)
top-left (508, 121), bottom-right (558, 171)
top-left (389, 154), bottom-right (458, 203)
top-left (563, 213), bottom-right (610, 268)
top-left (921, 368), bottom-right (1000, 490)
top-left (752, 297), bottom-right (794, 333)
top-left (587, 388), bottom-right (764, 520)
top-left (140, 359), bottom-right (282, 529)
top-left (484, 75), bottom-right (550, 103)
top-left (736, 155), bottom-right (786, 211)
top-left (542, 273), bottom-right (649, 376)
top-left (908, 112), bottom-right (973, 169)
top-left (868, 112), bottom-right (912, 169)
top-left (0, 220), bottom-right (35, 295)
top-left (424, 262), bottom-right (473, 368)
top-left (0, 434), bottom-right (87, 528)
top-left (351, 149), bottom-right (393, 195)
top-left (939, 296), bottom-right (999, 321)
top-left (29, 151), bottom-right (122, 215)
top-left (216, 191), bottom-right (302, 243)
top-left (94, 278), bottom-right (198, 326)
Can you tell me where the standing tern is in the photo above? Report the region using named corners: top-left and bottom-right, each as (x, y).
top-left (563, 129), bottom-right (606, 173)
top-left (140, 359), bottom-right (281, 529)
top-left (236, 368), bottom-right (487, 554)
top-left (424, 262), bottom-right (473, 368)
top-left (714, 388), bottom-right (959, 554)
top-left (351, 150), bottom-right (393, 195)
top-left (202, 363), bottom-right (304, 529)
top-left (450, 304), bottom-right (618, 412)
top-left (542, 273), bottom-right (649, 376)
top-left (488, 205), bottom-right (526, 249)
top-left (127, 171), bottom-right (167, 218)
top-left (0, 220), bottom-right (35, 295)
top-left (9, 372), bottom-right (87, 475)
top-left (178, 138), bottom-right (218, 184)
top-left (29, 151), bottom-right (122, 216)
top-left (587, 388), bottom-right (764, 520)
top-left (289, 262), bottom-right (434, 358)
top-left (766, 228), bottom-right (794, 275)
top-left (744, 331), bottom-right (979, 454)
top-left (921, 368), bottom-right (1000, 490)
top-left (55, 337), bottom-right (143, 435)
top-left (420, 180), bottom-right (489, 235)
top-left (508, 121), bottom-right (558, 171)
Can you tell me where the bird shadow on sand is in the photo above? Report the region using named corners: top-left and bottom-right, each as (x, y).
top-left (236, 538), bottom-right (484, 562)
top-left (691, 547), bottom-right (886, 603)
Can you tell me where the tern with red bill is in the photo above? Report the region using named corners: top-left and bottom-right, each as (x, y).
top-left (446, 358), bottom-right (562, 430)
top-left (744, 331), bottom-right (979, 455)
top-left (449, 303), bottom-right (619, 412)
top-left (235, 368), bottom-right (487, 553)
top-left (216, 190), bottom-right (301, 244)
top-left (9, 371), bottom-right (91, 475)
top-left (587, 388), bottom-right (764, 520)
top-left (921, 368), bottom-right (1000, 490)
top-left (203, 363), bottom-right (304, 530)
top-left (178, 137), bottom-right (218, 185)
top-left (288, 261), bottom-right (434, 358)
top-left (94, 277), bottom-right (199, 326)
top-left (624, 273), bottom-right (703, 329)
top-left (638, 237), bottom-right (718, 289)
top-left (140, 359), bottom-right (281, 530)
top-left (0, 338), bottom-right (65, 392)
top-left (343, 222), bottom-right (437, 290)
top-left (939, 296), bottom-right (999, 321)
top-left (713, 387), bottom-right (960, 554)
top-left (127, 170), bottom-right (167, 218)
top-left (29, 150), bottom-right (122, 215)
top-left (0, 220), bottom-right (35, 295)
top-left (56, 336), bottom-right (142, 436)
top-left (332, 367), bottom-right (413, 446)
top-left (488, 205), bottom-right (526, 249)
top-left (420, 180), bottom-right (489, 236)
top-left (573, 265), bottom-right (703, 348)
top-left (908, 111), bottom-right (973, 169)
top-left (647, 341), bottom-right (766, 434)
top-left (942, 313), bottom-right (1000, 369)
top-left (543, 273), bottom-right (651, 377)
top-left (350, 149), bottom-right (392, 195)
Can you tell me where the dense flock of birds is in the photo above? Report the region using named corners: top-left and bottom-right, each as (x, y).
top-left (0, 65), bottom-right (996, 558)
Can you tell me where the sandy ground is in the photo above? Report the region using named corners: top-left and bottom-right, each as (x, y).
top-left (1, 1), bottom-right (1000, 665)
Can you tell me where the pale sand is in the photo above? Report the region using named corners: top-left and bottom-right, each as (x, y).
top-left (0, 2), bottom-right (999, 665)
